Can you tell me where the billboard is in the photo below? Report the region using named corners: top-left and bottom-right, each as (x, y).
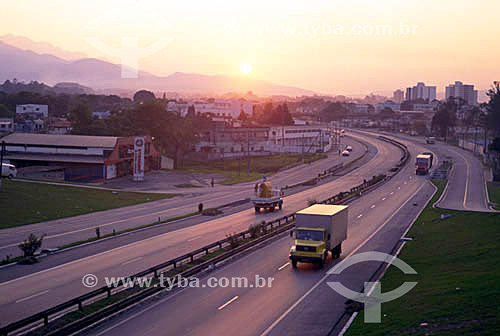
top-left (133, 137), bottom-right (145, 181)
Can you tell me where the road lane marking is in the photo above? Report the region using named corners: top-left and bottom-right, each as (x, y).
top-left (218, 296), bottom-right (239, 310)
top-left (381, 197), bottom-right (386, 201)
top-left (278, 262), bottom-right (290, 271)
top-left (370, 205), bottom-right (376, 209)
top-left (390, 192), bottom-right (394, 195)
top-left (187, 236), bottom-right (201, 242)
top-left (357, 214), bottom-right (363, 219)
top-left (404, 181), bottom-right (407, 185)
top-left (15, 290), bottom-right (49, 303)
top-left (398, 186), bottom-right (401, 189)
top-left (121, 257), bottom-right (143, 266)
top-left (260, 182), bottom-right (426, 336)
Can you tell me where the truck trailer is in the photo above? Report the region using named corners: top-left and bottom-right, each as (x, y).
top-left (415, 154), bottom-right (432, 175)
top-left (289, 204), bottom-right (348, 269)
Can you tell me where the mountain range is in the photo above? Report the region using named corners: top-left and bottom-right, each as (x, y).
top-left (0, 37), bottom-right (316, 97)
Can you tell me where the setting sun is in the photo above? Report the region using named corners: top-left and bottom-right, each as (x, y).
top-left (240, 63), bottom-right (252, 75)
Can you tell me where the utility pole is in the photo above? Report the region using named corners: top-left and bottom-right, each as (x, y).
top-left (247, 130), bottom-right (250, 176)
top-left (0, 141), bottom-right (5, 191)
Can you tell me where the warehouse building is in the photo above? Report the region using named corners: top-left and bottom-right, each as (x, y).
top-left (0, 133), bottom-right (161, 182)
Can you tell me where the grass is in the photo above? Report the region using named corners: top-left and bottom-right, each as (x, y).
top-left (179, 153), bottom-right (327, 185)
top-left (486, 182), bottom-right (500, 210)
top-left (0, 180), bottom-right (176, 229)
top-left (347, 180), bottom-right (500, 336)
top-left (174, 183), bottom-right (202, 188)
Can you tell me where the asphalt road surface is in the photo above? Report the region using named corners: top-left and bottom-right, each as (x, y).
top-left (0, 136), bottom-right (366, 260)
top-left (85, 135), bottom-right (435, 336)
top-left (0, 133), bottom-right (400, 325)
top-left (382, 132), bottom-right (491, 212)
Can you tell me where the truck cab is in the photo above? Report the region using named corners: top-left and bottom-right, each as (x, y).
top-left (415, 154), bottom-right (432, 175)
top-left (290, 204), bottom-right (348, 269)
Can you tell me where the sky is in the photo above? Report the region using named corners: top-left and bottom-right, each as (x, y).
top-left (1, 0), bottom-right (499, 95)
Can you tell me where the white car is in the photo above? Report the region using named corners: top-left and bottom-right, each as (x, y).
top-left (342, 150), bottom-right (350, 156)
top-left (1, 163), bottom-right (17, 179)
top-left (346, 145), bottom-right (353, 152)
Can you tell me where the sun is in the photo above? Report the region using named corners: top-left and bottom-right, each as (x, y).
top-left (240, 63), bottom-right (252, 75)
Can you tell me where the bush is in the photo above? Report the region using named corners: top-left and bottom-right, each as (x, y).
top-left (307, 199), bottom-right (318, 206)
top-left (226, 233), bottom-right (240, 249)
top-left (249, 223), bottom-right (261, 238)
top-left (18, 233), bottom-right (46, 263)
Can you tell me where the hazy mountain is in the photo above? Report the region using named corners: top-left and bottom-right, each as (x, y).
top-left (0, 34), bottom-right (87, 61)
top-left (0, 40), bottom-right (316, 97)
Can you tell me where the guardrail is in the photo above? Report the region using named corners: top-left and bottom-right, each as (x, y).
top-left (0, 136), bottom-right (410, 336)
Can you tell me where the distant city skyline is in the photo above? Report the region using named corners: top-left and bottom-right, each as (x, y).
top-left (1, 1), bottom-right (499, 96)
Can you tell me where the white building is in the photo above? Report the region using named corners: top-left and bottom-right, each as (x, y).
top-left (393, 89), bottom-right (404, 104)
top-left (376, 101), bottom-right (401, 113)
top-left (405, 82), bottom-right (436, 102)
top-left (168, 99), bottom-right (256, 119)
top-left (16, 104), bottom-right (49, 118)
top-left (445, 81), bottom-right (478, 106)
top-left (0, 118), bottom-right (14, 134)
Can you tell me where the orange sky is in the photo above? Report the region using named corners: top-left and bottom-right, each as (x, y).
top-left (1, 0), bottom-right (499, 95)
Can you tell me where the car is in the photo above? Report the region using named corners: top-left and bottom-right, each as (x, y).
top-left (1, 163), bottom-right (17, 179)
top-left (346, 145), bottom-right (353, 152)
top-left (426, 137), bottom-right (436, 144)
top-left (342, 150), bottom-right (350, 156)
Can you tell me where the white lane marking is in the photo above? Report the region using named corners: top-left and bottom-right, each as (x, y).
top-left (278, 262), bottom-right (290, 271)
top-left (398, 186), bottom-right (401, 189)
top-left (381, 197), bottom-right (386, 201)
top-left (15, 290), bottom-right (49, 303)
top-left (370, 205), bottom-right (376, 209)
top-left (259, 183), bottom-right (426, 336)
top-left (218, 296), bottom-right (239, 310)
top-left (390, 192), bottom-right (394, 195)
top-left (357, 214), bottom-right (363, 219)
top-left (187, 236), bottom-right (201, 242)
top-left (121, 257), bottom-right (143, 266)
top-left (404, 181), bottom-right (407, 185)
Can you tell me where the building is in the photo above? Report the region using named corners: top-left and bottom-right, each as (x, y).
top-left (48, 120), bottom-right (72, 135)
top-left (445, 81), bottom-right (478, 105)
top-left (16, 104), bottom-right (49, 118)
top-left (393, 89), bottom-right (404, 104)
top-left (351, 104), bottom-right (375, 114)
top-left (168, 99), bottom-right (256, 119)
top-left (405, 82), bottom-right (436, 102)
top-left (0, 118), bottom-right (14, 134)
top-left (1, 133), bottom-right (161, 182)
top-left (375, 101), bottom-right (401, 113)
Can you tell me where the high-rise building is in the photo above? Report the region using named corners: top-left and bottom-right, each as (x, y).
top-left (393, 89), bottom-right (404, 103)
top-left (405, 82), bottom-right (437, 102)
top-left (445, 81), bottom-right (478, 105)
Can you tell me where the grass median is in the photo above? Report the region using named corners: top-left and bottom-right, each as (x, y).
top-left (346, 180), bottom-right (500, 336)
top-left (180, 153), bottom-right (327, 185)
top-left (0, 180), bottom-right (176, 229)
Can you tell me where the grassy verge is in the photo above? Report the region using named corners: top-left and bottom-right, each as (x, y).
top-left (179, 153), bottom-right (327, 185)
top-left (486, 182), bottom-right (500, 210)
top-left (0, 180), bottom-right (176, 229)
top-left (347, 180), bottom-right (500, 336)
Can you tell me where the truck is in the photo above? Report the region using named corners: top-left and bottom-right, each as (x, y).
top-left (251, 180), bottom-right (283, 213)
top-left (415, 154), bottom-right (432, 175)
top-left (1, 163), bottom-right (17, 179)
top-left (289, 204), bottom-right (348, 269)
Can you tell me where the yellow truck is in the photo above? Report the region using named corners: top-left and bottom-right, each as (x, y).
top-left (289, 204), bottom-right (348, 268)
top-left (251, 181), bottom-right (283, 213)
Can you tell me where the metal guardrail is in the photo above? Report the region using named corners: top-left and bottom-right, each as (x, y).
top-left (0, 137), bottom-right (410, 336)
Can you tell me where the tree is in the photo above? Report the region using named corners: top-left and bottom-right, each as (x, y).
top-left (18, 233), bottom-right (46, 263)
top-left (0, 104), bottom-right (13, 118)
top-left (486, 81), bottom-right (500, 135)
top-left (320, 102), bottom-right (346, 121)
top-left (133, 90), bottom-right (156, 104)
top-left (68, 104), bottom-right (93, 135)
top-left (431, 100), bottom-right (457, 139)
top-left (238, 109), bottom-right (248, 121)
top-left (379, 107), bottom-right (395, 119)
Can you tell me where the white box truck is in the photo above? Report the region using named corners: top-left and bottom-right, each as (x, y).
top-left (289, 204), bottom-right (348, 268)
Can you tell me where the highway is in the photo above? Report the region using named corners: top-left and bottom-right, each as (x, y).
top-left (0, 133), bottom-right (399, 325)
top-left (0, 136), bottom-right (367, 260)
top-left (86, 135), bottom-right (435, 336)
top-left (384, 133), bottom-right (491, 212)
